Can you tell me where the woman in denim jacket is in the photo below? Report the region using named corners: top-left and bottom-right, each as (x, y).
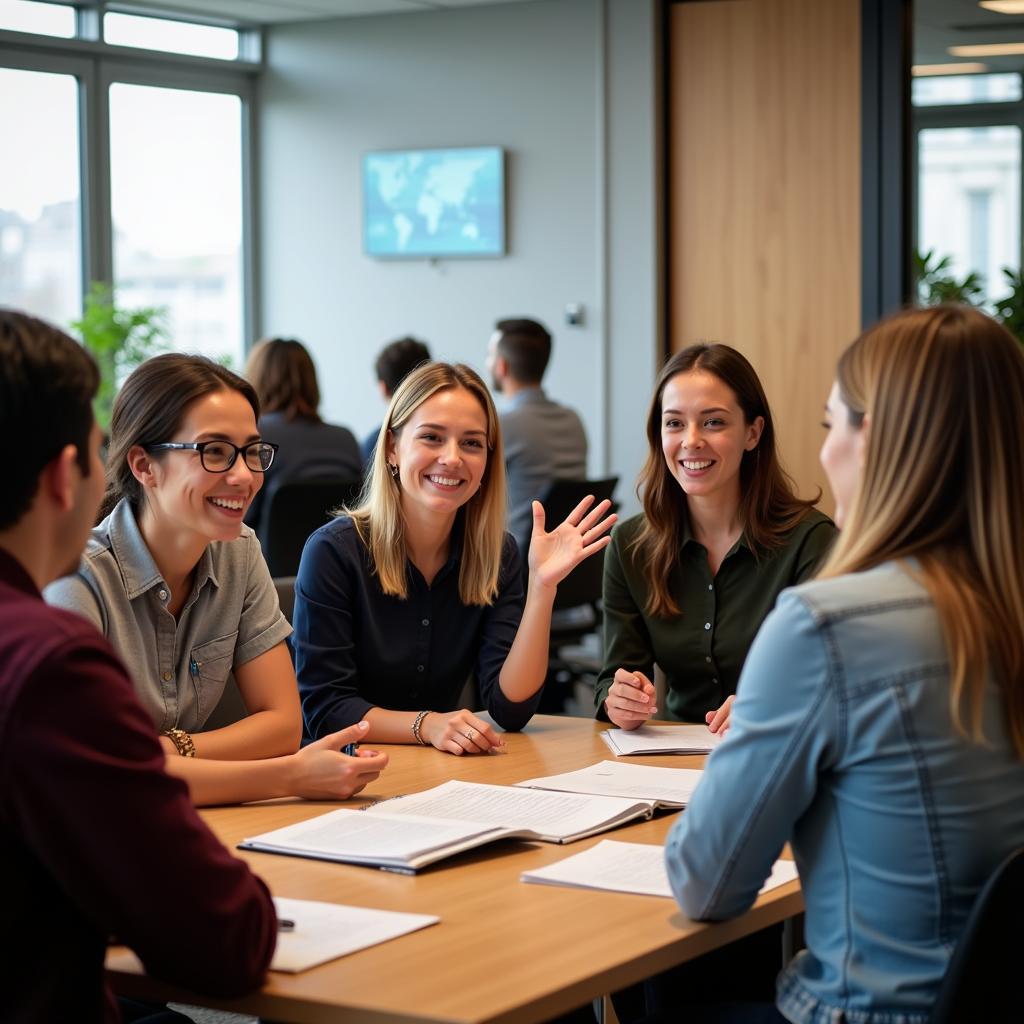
top-left (666, 304), bottom-right (1024, 1024)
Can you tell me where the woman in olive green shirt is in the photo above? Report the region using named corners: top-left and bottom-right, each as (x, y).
top-left (598, 343), bottom-right (836, 731)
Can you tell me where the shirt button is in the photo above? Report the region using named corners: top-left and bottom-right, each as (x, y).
top-left (705, 656), bottom-right (712, 664)
top-left (158, 589), bottom-right (168, 601)
top-left (417, 664), bottom-right (425, 672)
top-left (707, 584), bottom-right (713, 591)
top-left (421, 618), bottom-right (430, 626)
top-left (704, 622), bottom-right (711, 631)
top-left (712, 677), bottom-right (719, 685)
top-left (162, 671), bottom-right (172, 682)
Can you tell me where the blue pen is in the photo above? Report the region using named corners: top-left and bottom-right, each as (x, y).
top-left (342, 742), bottom-right (358, 756)
top-left (189, 657), bottom-right (200, 677)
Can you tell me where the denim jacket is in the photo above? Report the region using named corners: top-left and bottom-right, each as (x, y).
top-left (665, 561), bottom-right (1024, 1024)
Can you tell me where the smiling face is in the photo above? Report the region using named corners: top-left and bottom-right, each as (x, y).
top-left (387, 386), bottom-right (489, 521)
top-left (820, 381), bottom-right (866, 529)
top-left (660, 370), bottom-right (764, 507)
top-left (135, 388), bottom-right (264, 544)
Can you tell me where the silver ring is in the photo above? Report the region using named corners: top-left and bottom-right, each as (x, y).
top-left (464, 729), bottom-right (475, 741)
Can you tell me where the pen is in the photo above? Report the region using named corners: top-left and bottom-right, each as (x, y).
top-left (278, 919), bottom-right (295, 932)
top-left (342, 742), bottom-right (358, 756)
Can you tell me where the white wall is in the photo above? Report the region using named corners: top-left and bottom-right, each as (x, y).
top-left (259, 0), bottom-right (660, 516)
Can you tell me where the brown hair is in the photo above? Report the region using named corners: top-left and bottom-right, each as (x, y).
top-left (819, 304), bottom-right (1024, 758)
top-left (347, 362), bottom-right (506, 606)
top-left (99, 353), bottom-right (260, 521)
top-left (633, 343), bottom-right (818, 617)
top-left (245, 337), bottom-right (320, 421)
top-left (1, 309), bottom-right (100, 530)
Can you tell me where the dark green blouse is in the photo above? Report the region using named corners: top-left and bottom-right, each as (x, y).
top-left (595, 509), bottom-right (837, 724)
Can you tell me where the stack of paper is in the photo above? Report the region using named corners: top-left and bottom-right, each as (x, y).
top-left (516, 760), bottom-right (703, 809)
top-left (601, 725), bottom-right (724, 756)
top-left (521, 840), bottom-right (799, 899)
top-left (270, 897), bottom-right (439, 972)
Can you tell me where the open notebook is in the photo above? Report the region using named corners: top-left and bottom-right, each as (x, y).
top-left (240, 779), bottom-right (667, 873)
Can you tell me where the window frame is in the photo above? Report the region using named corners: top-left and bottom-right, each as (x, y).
top-left (0, 11), bottom-right (262, 355)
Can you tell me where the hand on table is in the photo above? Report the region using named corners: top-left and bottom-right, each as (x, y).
top-left (289, 721), bottom-right (388, 799)
top-left (422, 709), bottom-right (505, 756)
top-left (603, 668), bottom-right (657, 730)
top-left (705, 695), bottom-right (735, 736)
top-left (527, 496), bottom-right (616, 590)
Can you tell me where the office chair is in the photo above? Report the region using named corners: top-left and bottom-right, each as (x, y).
top-left (929, 846), bottom-right (1024, 1023)
top-left (263, 478), bottom-right (361, 577)
top-left (525, 477), bottom-right (619, 714)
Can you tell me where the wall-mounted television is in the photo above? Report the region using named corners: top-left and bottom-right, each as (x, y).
top-left (363, 145), bottom-right (506, 258)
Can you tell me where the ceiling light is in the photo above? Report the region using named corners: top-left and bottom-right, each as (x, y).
top-left (913, 62), bottom-right (990, 75)
top-left (949, 42), bottom-right (1024, 56)
top-left (979, 2), bottom-right (1024, 14)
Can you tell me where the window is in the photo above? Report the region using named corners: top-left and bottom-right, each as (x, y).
top-left (0, 66), bottom-right (81, 325)
top-left (913, 72), bottom-right (1022, 107)
top-left (917, 125), bottom-right (1021, 305)
top-left (103, 13), bottom-right (240, 60)
top-left (0, 1), bottom-right (75, 38)
top-left (109, 83), bottom-right (245, 363)
top-left (0, 6), bottom-right (255, 353)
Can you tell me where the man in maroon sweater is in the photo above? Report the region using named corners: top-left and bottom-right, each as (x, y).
top-left (0, 309), bottom-right (277, 1022)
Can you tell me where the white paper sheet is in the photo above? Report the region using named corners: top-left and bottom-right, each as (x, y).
top-left (521, 840), bottom-right (800, 900)
top-left (271, 897), bottom-right (439, 973)
top-left (517, 760), bottom-right (704, 807)
top-left (601, 725), bottom-right (725, 756)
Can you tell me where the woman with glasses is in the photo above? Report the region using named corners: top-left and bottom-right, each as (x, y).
top-left (46, 353), bottom-right (388, 806)
top-left (294, 361), bottom-right (616, 755)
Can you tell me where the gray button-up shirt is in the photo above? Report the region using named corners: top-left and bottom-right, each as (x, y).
top-left (44, 498), bottom-right (291, 733)
top-left (500, 387), bottom-right (588, 556)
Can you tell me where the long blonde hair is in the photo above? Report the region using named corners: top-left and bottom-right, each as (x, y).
top-left (819, 304), bottom-right (1024, 758)
top-left (345, 362), bottom-right (507, 606)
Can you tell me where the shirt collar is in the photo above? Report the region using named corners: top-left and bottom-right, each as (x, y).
top-left (105, 498), bottom-right (219, 600)
top-left (679, 510), bottom-right (753, 556)
top-left (0, 547), bottom-right (41, 598)
top-left (506, 386), bottom-right (547, 410)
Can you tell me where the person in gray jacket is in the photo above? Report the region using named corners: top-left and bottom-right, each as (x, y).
top-left (486, 318), bottom-right (588, 557)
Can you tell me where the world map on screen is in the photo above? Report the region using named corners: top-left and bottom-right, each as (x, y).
top-left (363, 146), bottom-right (505, 257)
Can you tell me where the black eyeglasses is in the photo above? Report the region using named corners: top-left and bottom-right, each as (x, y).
top-left (145, 440), bottom-right (278, 473)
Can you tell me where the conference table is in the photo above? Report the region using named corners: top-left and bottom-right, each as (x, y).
top-left (106, 715), bottom-right (802, 1024)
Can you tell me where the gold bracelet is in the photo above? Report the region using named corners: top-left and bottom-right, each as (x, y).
top-left (164, 727), bottom-right (196, 758)
top-left (411, 710), bottom-right (431, 746)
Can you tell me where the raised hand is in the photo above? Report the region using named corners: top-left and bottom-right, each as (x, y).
top-left (527, 495), bottom-right (616, 590)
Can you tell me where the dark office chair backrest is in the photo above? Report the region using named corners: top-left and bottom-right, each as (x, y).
top-left (929, 846), bottom-right (1024, 1023)
top-left (528, 477), bottom-right (619, 612)
top-left (263, 479), bottom-right (360, 577)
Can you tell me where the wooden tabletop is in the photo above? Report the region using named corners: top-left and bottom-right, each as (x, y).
top-left (107, 715), bottom-right (802, 1024)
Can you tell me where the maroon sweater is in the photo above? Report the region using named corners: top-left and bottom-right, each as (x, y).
top-left (0, 549), bottom-right (276, 1022)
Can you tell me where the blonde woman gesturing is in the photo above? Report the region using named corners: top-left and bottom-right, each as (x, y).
top-left (294, 362), bottom-right (615, 755)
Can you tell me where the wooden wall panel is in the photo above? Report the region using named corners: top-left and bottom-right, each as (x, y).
top-left (669, 0), bottom-right (861, 513)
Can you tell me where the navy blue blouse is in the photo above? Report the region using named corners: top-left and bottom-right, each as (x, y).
top-left (293, 515), bottom-right (540, 738)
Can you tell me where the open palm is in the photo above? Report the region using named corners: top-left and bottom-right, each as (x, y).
top-left (527, 495), bottom-right (616, 589)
